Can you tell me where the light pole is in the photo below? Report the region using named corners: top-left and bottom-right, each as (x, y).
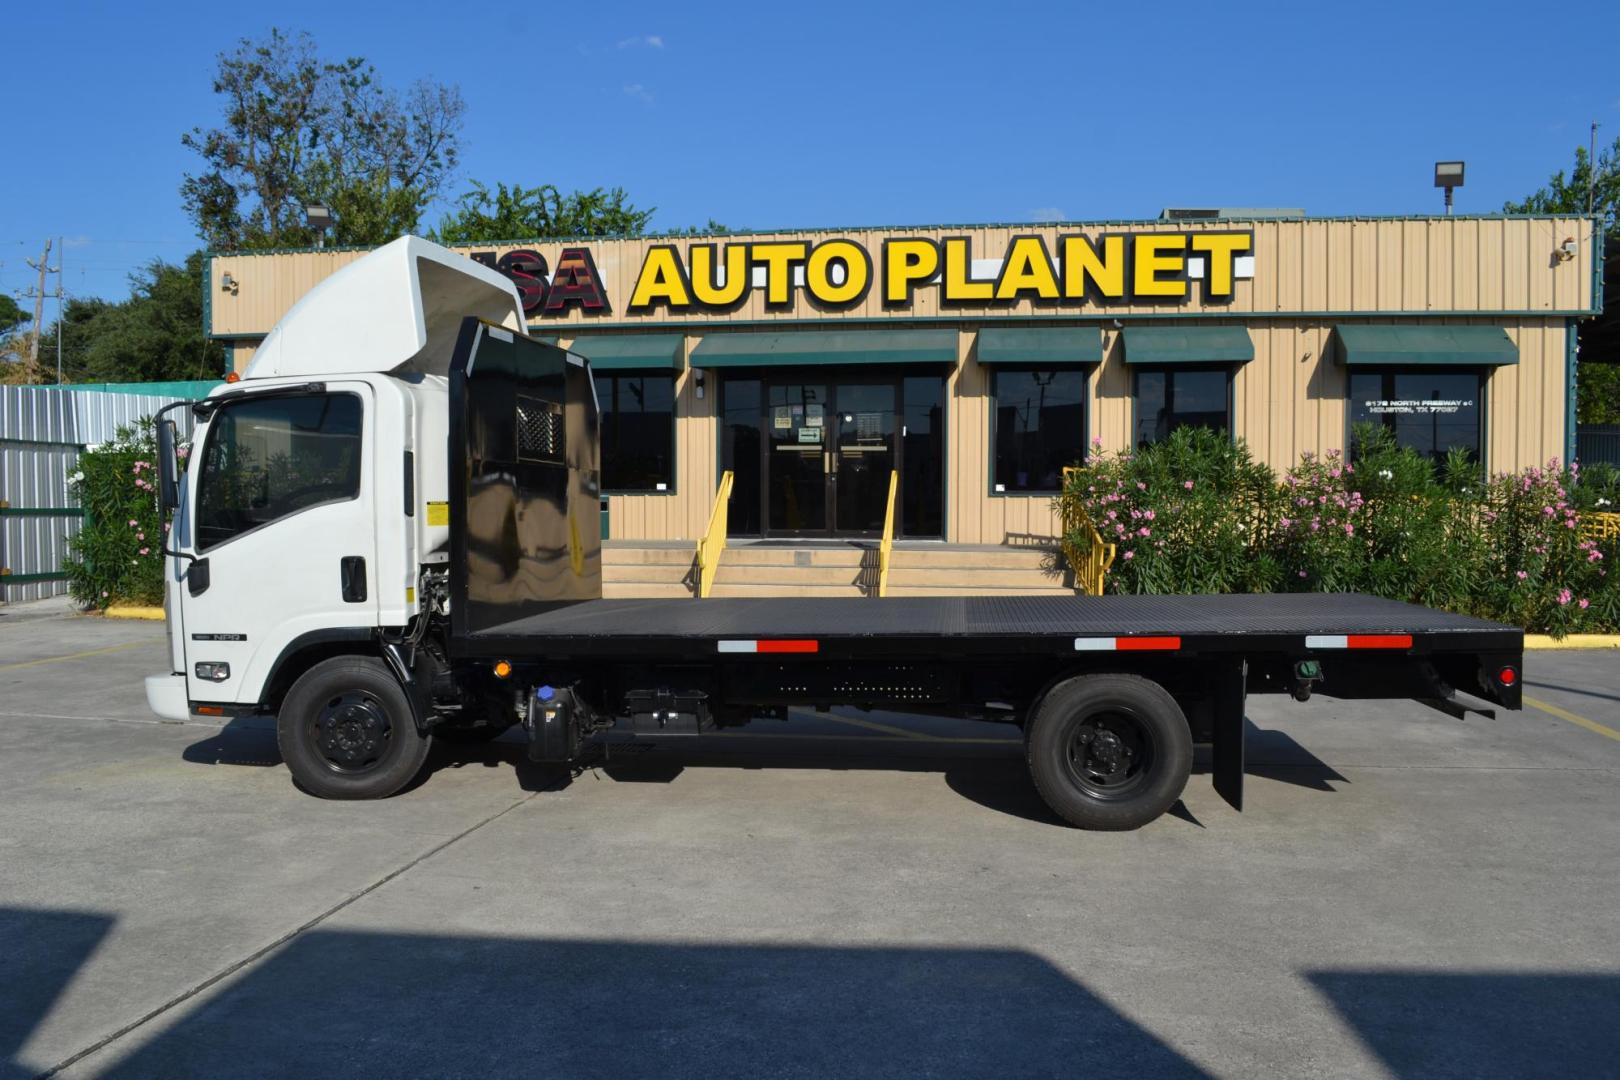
top-left (1434, 161), bottom-right (1465, 215)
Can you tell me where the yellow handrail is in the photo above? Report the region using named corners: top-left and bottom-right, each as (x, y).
top-left (877, 469), bottom-right (899, 597)
top-left (696, 470), bottom-right (734, 598)
top-left (1582, 510), bottom-right (1620, 542)
top-left (1059, 466), bottom-right (1116, 596)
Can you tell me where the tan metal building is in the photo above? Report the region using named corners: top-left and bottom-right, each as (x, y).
top-left (206, 214), bottom-right (1600, 557)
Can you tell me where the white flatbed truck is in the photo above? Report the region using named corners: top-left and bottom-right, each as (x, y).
top-left (144, 237), bottom-right (1524, 829)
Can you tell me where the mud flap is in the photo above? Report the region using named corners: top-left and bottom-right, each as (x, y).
top-left (1212, 658), bottom-right (1247, 812)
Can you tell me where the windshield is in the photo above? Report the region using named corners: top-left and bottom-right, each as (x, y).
top-left (195, 392), bottom-right (363, 550)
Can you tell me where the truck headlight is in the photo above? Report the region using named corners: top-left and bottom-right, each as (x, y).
top-left (194, 662), bottom-right (230, 682)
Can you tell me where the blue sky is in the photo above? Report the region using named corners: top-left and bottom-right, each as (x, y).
top-left (2, 0), bottom-right (1616, 305)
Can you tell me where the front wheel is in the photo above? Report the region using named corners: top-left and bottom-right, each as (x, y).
top-left (1025, 673), bottom-right (1192, 830)
top-left (277, 656), bottom-right (432, 799)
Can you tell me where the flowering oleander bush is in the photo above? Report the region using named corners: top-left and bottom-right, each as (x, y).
top-left (64, 420), bottom-right (181, 610)
top-left (1059, 425), bottom-right (1620, 635)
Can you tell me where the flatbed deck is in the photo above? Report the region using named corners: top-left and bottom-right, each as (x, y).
top-left (458, 593), bottom-right (1520, 660)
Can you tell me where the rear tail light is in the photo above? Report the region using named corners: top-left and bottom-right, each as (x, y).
top-left (1498, 666), bottom-right (1518, 687)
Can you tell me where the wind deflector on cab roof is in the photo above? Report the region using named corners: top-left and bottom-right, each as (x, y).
top-left (447, 318), bottom-right (602, 638)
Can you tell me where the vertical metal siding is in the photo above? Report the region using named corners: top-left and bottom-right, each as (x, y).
top-left (0, 387), bottom-right (197, 603)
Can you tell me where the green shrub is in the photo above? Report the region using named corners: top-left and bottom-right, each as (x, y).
top-left (1057, 430), bottom-right (1620, 634)
top-left (64, 420), bottom-right (175, 610)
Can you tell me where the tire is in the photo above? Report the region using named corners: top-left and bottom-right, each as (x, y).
top-left (1025, 673), bottom-right (1192, 830)
top-left (276, 656), bottom-right (432, 799)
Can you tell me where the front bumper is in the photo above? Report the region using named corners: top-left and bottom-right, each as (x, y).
top-left (144, 673), bottom-right (190, 721)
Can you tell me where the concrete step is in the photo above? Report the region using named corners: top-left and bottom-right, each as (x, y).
top-left (715, 564), bottom-right (869, 587)
top-left (720, 545), bottom-right (869, 567)
top-left (888, 546), bottom-right (1060, 570)
top-left (708, 582), bottom-right (867, 598)
top-left (886, 566), bottom-right (1070, 589)
top-left (882, 585), bottom-right (1079, 597)
top-left (602, 545), bottom-right (697, 566)
top-left (603, 581), bottom-right (695, 599)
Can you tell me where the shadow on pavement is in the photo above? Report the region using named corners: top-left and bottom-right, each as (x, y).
top-left (90, 929), bottom-right (1207, 1079)
top-left (1241, 719), bottom-right (1349, 793)
top-left (1307, 969), bottom-right (1620, 1079)
top-left (0, 907), bottom-right (115, 1080)
top-left (1522, 678), bottom-right (1620, 705)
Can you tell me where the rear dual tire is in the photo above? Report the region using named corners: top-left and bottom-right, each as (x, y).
top-left (277, 656), bottom-right (431, 800)
top-left (1026, 673), bottom-right (1192, 831)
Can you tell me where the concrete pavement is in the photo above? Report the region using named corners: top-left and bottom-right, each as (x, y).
top-left (1, 598), bottom-right (1618, 1078)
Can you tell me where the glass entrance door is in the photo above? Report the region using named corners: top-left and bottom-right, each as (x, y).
top-left (767, 382), bottom-right (830, 534)
top-left (762, 379), bottom-right (897, 537)
top-left (831, 383), bottom-right (896, 535)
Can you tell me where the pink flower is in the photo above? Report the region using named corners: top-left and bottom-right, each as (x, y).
top-left (1557, 588), bottom-right (1572, 606)
top-left (1143, 510), bottom-right (1155, 521)
top-left (1136, 482), bottom-right (1147, 491)
top-left (1091, 436), bottom-right (1103, 448)
top-left (1579, 598), bottom-right (1590, 609)
top-left (1122, 550), bottom-right (1135, 560)
top-left (1114, 523), bottom-right (1126, 535)
top-left (136, 532), bottom-right (145, 541)
top-left (1138, 527), bottom-right (1151, 537)
top-left (1515, 570), bottom-right (1528, 580)
top-left (1183, 480), bottom-right (1194, 490)
top-left (128, 519), bottom-right (138, 527)
top-left (138, 547), bottom-right (149, 556)
top-left (1298, 570), bottom-right (1307, 578)
top-left (101, 590), bottom-right (109, 598)
top-left (1280, 517), bottom-right (1293, 528)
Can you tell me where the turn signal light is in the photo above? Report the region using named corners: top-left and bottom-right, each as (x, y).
top-left (493, 660), bottom-right (513, 679)
top-left (1498, 666), bottom-right (1518, 687)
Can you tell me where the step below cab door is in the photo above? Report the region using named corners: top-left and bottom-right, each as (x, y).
top-left (178, 382), bottom-right (378, 706)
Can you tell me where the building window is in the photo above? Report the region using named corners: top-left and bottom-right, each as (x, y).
top-left (1133, 367), bottom-right (1231, 448)
top-left (992, 368), bottom-right (1086, 494)
top-left (593, 373), bottom-right (676, 492)
top-left (1349, 369), bottom-right (1484, 464)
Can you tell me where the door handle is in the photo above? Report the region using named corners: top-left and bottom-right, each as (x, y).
top-left (340, 556), bottom-right (367, 603)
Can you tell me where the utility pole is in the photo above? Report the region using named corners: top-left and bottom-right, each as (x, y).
top-left (24, 239), bottom-right (57, 384)
top-left (56, 237), bottom-right (65, 383)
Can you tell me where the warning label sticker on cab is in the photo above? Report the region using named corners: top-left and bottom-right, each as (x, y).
top-left (426, 501), bottom-right (449, 526)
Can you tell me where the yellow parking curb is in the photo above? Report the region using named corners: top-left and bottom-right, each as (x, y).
top-left (1524, 634), bottom-right (1620, 650)
top-left (102, 605), bottom-right (165, 621)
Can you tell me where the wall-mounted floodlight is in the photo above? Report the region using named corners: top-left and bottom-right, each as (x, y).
top-left (1434, 162), bottom-right (1465, 215)
top-left (220, 271), bottom-right (238, 295)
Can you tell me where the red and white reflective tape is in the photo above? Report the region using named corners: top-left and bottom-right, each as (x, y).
top-left (1073, 636), bottom-right (1182, 652)
top-left (717, 639), bottom-right (820, 654)
top-left (1304, 634), bottom-right (1413, 650)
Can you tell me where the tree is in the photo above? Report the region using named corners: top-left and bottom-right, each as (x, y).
top-left (0, 295), bottom-right (25, 334)
top-left (182, 28), bottom-right (464, 250)
top-left (1506, 135), bottom-right (1620, 427)
top-left (433, 182), bottom-right (657, 243)
top-left (36, 254), bottom-right (224, 384)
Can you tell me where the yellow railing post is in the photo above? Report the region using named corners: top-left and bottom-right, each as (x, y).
top-left (695, 470), bottom-right (734, 598)
top-left (877, 469), bottom-right (899, 597)
top-left (1581, 510), bottom-right (1620, 543)
top-left (1058, 466), bottom-right (1116, 597)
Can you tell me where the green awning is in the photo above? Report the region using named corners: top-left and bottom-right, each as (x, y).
top-left (977, 327), bottom-right (1102, 366)
top-left (1335, 324), bottom-right (1519, 367)
top-left (1123, 326), bottom-right (1254, 365)
top-left (563, 334), bottom-right (684, 371)
top-left (691, 329), bottom-right (957, 368)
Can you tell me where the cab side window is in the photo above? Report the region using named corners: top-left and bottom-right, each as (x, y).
top-left (195, 393), bottom-right (363, 550)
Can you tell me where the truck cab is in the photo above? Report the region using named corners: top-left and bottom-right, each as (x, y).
top-left (145, 238), bottom-right (515, 741)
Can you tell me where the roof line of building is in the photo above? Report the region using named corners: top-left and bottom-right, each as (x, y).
top-left (205, 212), bottom-right (1605, 258)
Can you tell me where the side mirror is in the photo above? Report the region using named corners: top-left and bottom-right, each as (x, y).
top-left (156, 419), bottom-right (180, 511)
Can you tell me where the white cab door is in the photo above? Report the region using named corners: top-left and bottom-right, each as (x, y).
top-left (179, 383), bottom-right (378, 706)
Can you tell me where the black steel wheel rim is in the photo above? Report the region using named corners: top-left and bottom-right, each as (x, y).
top-left (1063, 707), bottom-right (1156, 800)
top-left (312, 690), bottom-right (393, 774)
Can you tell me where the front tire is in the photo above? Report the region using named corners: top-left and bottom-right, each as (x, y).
top-left (1025, 673), bottom-right (1192, 830)
top-left (277, 656), bottom-right (431, 799)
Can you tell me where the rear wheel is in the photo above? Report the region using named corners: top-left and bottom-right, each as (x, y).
top-left (1025, 673), bottom-right (1192, 830)
top-left (277, 656), bottom-right (431, 799)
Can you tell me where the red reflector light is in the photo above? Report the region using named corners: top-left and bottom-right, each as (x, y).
top-left (1498, 666), bottom-right (1517, 686)
top-left (225, 372), bottom-right (241, 383)
top-left (1346, 634), bottom-right (1413, 650)
top-left (756, 639), bottom-right (819, 654)
top-left (1116, 636), bottom-right (1182, 651)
